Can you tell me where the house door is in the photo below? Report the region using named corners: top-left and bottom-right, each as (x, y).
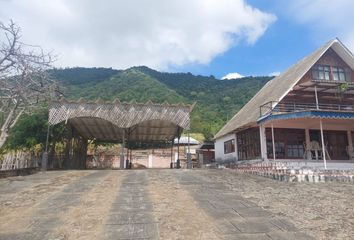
top-left (310, 130), bottom-right (349, 160)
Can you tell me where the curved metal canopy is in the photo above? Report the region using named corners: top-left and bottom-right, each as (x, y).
top-left (49, 99), bottom-right (195, 143)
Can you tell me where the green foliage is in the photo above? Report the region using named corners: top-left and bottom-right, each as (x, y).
top-left (4, 109), bottom-right (69, 150)
top-left (59, 68), bottom-right (186, 103)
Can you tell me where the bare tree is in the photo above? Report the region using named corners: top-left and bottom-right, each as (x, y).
top-left (0, 20), bottom-right (56, 148)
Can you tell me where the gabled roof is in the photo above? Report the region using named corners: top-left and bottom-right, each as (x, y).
top-left (214, 38), bottom-right (354, 139)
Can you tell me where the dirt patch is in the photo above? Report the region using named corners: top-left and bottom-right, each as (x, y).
top-left (204, 169), bottom-right (354, 240)
top-left (52, 171), bottom-right (126, 240)
top-left (0, 171), bottom-right (89, 233)
top-left (147, 170), bottom-right (221, 240)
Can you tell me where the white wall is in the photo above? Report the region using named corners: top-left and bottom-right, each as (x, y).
top-left (215, 133), bottom-right (237, 164)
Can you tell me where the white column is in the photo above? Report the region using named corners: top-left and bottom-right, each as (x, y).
top-left (315, 85), bottom-right (319, 110)
top-left (259, 124), bottom-right (268, 161)
top-left (271, 124), bottom-right (276, 162)
top-left (319, 119), bottom-right (327, 169)
top-left (347, 130), bottom-right (353, 159)
top-left (305, 128), bottom-right (311, 160)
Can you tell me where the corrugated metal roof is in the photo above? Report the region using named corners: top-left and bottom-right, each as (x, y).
top-left (214, 38), bottom-right (354, 139)
top-left (258, 111), bottom-right (354, 123)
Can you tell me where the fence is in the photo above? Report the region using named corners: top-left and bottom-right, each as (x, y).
top-left (0, 151), bottom-right (39, 171)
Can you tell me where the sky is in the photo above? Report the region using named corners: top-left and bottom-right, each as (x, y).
top-left (1, 0), bottom-right (354, 79)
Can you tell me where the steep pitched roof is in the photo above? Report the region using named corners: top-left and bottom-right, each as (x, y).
top-left (214, 38), bottom-right (354, 139)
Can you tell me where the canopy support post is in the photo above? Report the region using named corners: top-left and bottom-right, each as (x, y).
top-left (41, 122), bottom-right (50, 171)
top-left (120, 130), bottom-right (125, 169)
top-left (177, 134), bottom-right (180, 169)
top-left (170, 140), bottom-right (174, 169)
top-left (320, 119), bottom-right (327, 170)
top-left (271, 123), bottom-right (276, 162)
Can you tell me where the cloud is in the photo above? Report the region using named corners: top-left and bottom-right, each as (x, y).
top-left (285, 1), bottom-right (354, 50)
top-left (221, 72), bottom-right (244, 80)
top-left (0, 0), bottom-right (276, 70)
top-left (269, 71), bottom-right (280, 76)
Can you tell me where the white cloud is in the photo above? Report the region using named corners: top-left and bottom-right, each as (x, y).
top-left (0, 0), bottom-right (276, 70)
top-left (269, 71), bottom-right (280, 76)
top-left (221, 72), bottom-right (244, 80)
top-left (285, 0), bottom-right (354, 50)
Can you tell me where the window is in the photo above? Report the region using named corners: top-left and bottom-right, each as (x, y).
top-left (312, 64), bottom-right (351, 82)
top-left (224, 139), bottom-right (235, 154)
top-left (287, 144), bottom-right (304, 158)
top-left (332, 66), bottom-right (347, 81)
top-left (312, 65), bottom-right (330, 80)
top-left (237, 128), bottom-right (261, 160)
top-left (266, 128), bottom-right (305, 159)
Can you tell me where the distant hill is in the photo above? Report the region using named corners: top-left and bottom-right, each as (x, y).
top-left (50, 67), bottom-right (272, 139)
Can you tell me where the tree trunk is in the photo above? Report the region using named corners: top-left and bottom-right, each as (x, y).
top-left (0, 104), bottom-right (22, 149)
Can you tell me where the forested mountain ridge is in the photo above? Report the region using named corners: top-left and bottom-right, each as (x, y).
top-left (50, 67), bottom-right (272, 139)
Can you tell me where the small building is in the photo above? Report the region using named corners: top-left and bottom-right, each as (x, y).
top-left (214, 38), bottom-right (354, 169)
top-left (196, 141), bottom-right (215, 165)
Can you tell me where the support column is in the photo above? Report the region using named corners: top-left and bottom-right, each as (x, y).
top-left (271, 123), bottom-right (276, 162)
top-left (177, 136), bottom-right (180, 168)
top-left (305, 128), bottom-right (311, 160)
top-left (41, 122), bottom-right (50, 171)
top-left (347, 130), bottom-right (353, 159)
top-left (319, 119), bottom-right (327, 169)
top-left (315, 85), bottom-right (319, 110)
top-left (120, 130), bottom-right (125, 169)
top-left (259, 124), bottom-right (267, 161)
top-left (170, 141), bottom-right (174, 168)
top-left (234, 133), bottom-right (239, 161)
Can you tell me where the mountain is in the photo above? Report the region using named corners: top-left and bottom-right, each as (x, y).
top-left (50, 67), bottom-right (272, 139)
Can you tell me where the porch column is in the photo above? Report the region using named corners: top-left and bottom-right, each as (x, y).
top-left (305, 129), bottom-right (311, 160)
top-left (319, 119), bottom-right (327, 169)
top-left (314, 85), bottom-right (319, 110)
top-left (271, 124), bottom-right (276, 162)
top-left (259, 124), bottom-right (268, 162)
top-left (234, 133), bottom-right (239, 161)
top-left (347, 130), bottom-right (353, 159)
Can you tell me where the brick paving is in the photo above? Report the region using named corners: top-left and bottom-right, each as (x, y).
top-left (0, 170), bottom-right (319, 239)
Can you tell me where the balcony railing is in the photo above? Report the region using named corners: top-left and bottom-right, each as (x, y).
top-left (260, 101), bottom-right (354, 117)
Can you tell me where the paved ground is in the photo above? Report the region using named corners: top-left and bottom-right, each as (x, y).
top-left (0, 169), bottom-right (352, 239)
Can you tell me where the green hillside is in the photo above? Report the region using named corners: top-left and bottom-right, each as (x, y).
top-left (50, 67), bottom-right (272, 139)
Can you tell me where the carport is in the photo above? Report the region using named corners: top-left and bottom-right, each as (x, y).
top-left (44, 99), bottom-right (194, 170)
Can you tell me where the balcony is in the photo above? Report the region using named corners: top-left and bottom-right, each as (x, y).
top-left (260, 101), bottom-right (354, 118)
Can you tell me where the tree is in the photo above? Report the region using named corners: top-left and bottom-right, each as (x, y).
top-left (0, 20), bottom-right (56, 148)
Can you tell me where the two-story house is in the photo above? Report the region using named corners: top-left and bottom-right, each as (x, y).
top-left (214, 38), bottom-right (354, 169)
